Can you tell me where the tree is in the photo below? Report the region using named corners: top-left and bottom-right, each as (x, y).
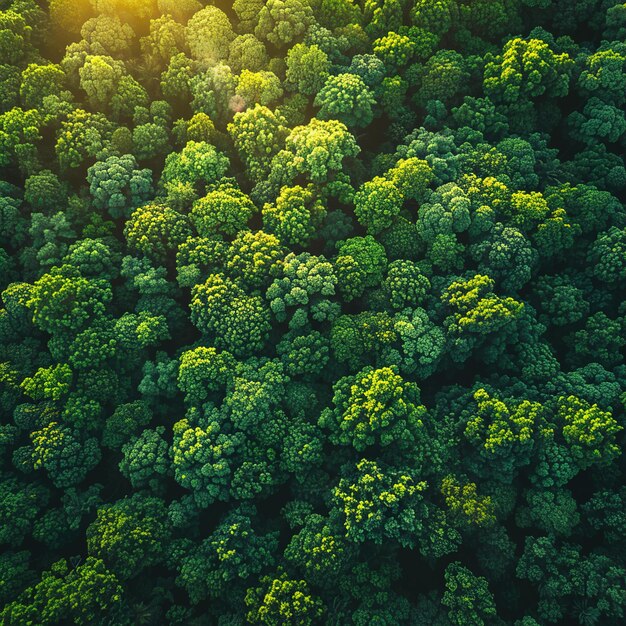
top-left (191, 182), bottom-right (257, 238)
top-left (225, 230), bottom-right (284, 290)
top-left (177, 346), bottom-right (236, 405)
top-left (160, 53), bottom-right (194, 106)
top-left (0, 558), bottom-right (128, 625)
top-left (20, 63), bottom-right (68, 110)
top-left (276, 328), bottom-right (329, 377)
top-left (175, 507), bottom-right (278, 604)
top-left (79, 55), bottom-right (127, 111)
top-left (24, 170), bottom-right (66, 213)
top-left (22, 211), bottom-right (76, 272)
top-left (373, 32), bottom-right (416, 71)
top-left (87, 155), bottom-right (153, 219)
top-left (557, 395), bottom-right (621, 470)
top-left (0, 65), bottom-right (21, 114)
top-left (411, 0), bottom-right (457, 36)
top-left (263, 184), bottom-right (325, 246)
top-left (3, 0), bottom-right (626, 621)
top-left (63, 238), bottom-right (119, 280)
top-left (228, 34), bottom-right (268, 74)
top-left (236, 70), bottom-right (283, 108)
top-left (332, 458), bottom-right (428, 548)
top-left (81, 15), bottom-right (135, 57)
top-left (330, 311), bottom-right (396, 370)
top-left (265, 252), bottom-right (338, 329)
top-left (186, 6), bottom-right (234, 63)
top-left (565, 312), bottom-right (626, 368)
top-left (462, 388), bottom-right (543, 482)
top-left (0, 107), bottom-right (41, 173)
top-left (132, 122), bottom-right (169, 161)
top-left (442, 562), bottom-right (498, 626)
top-left (190, 63), bottom-right (237, 124)
top-left (228, 105), bottom-right (288, 184)
top-left (171, 408), bottom-right (242, 507)
top-left (91, 0), bottom-right (159, 24)
top-left (412, 49), bottom-right (470, 108)
top-left (363, 0), bottom-right (403, 37)
top-left (393, 306), bottom-right (446, 378)
top-left (21, 363), bottom-right (72, 401)
top-left (565, 142), bottom-right (626, 192)
top-left (55, 109), bottom-right (114, 170)
top-left (102, 401), bottom-right (152, 450)
top-left (0, 477), bottom-right (48, 547)
top-left (588, 226), bottom-right (626, 283)
top-left (517, 537), bottom-right (626, 623)
top-left (140, 14), bottom-right (186, 69)
top-left (384, 260), bottom-right (431, 309)
top-left (0, 9), bottom-right (33, 64)
top-left (335, 235), bottom-right (387, 301)
top-left (354, 177), bottom-right (403, 234)
top-left (315, 73), bottom-right (375, 128)
top-left (440, 274), bottom-right (524, 363)
top-left (176, 235), bottom-right (221, 286)
top-left (472, 224), bottom-right (537, 291)
top-left (285, 44), bottom-right (330, 96)
top-left (245, 572), bottom-right (324, 625)
top-left (119, 426), bottom-right (169, 490)
top-left (531, 274), bottom-right (589, 328)
top-left (30, 421), bottom-right (101, 488)
top-left (577, 44), bottom-right (626, 106)
top-left (161, 141), bottom-right (230, 196)
top-left (191, 274), bottom-right (271, 356)
top-left (49, 0), bottom-right (95, 33)
top-left (270, 118), bottom-right (360, 186)
top-left (416, 182), bottom-right (471, 243)
top-left (125, 203), bottom-right (191, 263)
top-left (86, 494), bottom-right (170, 580)
top-left (484, 38), bottom-right (574, 103)
top-left (569, 97), bottom-right (626, 144)
top-left (26, 265), bottom-right (112, 334)
top-left (255, 0), bottom-right (315, 48)
top-left (319, 366), bottom-right (427, 452)
top-left (386, 157), bottom-right (433, 200)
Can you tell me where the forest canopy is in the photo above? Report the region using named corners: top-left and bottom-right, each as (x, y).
top-left (1, 0), bottom-right (626, 624)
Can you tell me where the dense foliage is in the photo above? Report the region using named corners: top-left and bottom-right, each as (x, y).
top-left (1, 0), bottom-right (626, 623)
